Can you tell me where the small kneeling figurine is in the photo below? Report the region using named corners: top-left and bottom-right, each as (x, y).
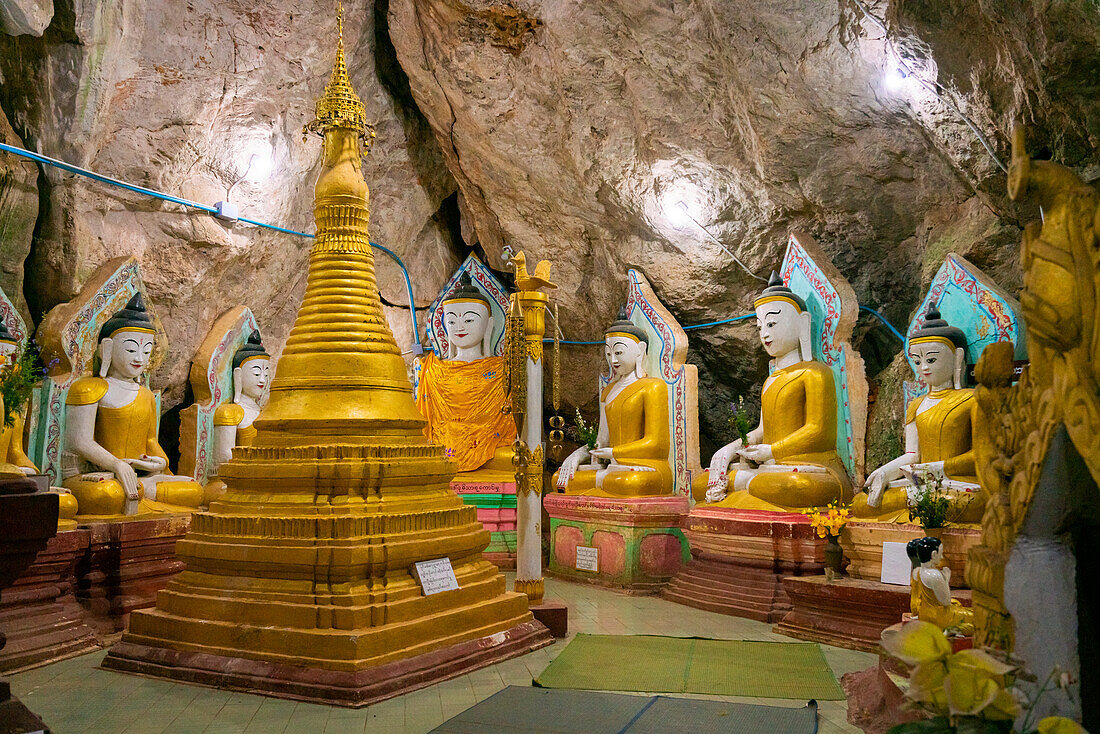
top-left (0, 321), bottom-right (78, 527)
top-left (205, 331), bottom-right (270, 503)
top-left (554, 311), bottom-right (671, 496)
top-left (693, 274), bottom-right (852, 510)
top-left (854, 309), bottom-right (983, 523)
top-left (906, 536), bottom-right (974, 635)
top-left (62, 294), bottom-right (204, 517)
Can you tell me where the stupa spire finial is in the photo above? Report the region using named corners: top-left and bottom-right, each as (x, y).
top-left (302, 2), bottom-right (375, 148)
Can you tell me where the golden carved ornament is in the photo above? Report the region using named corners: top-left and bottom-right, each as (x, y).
top-left (303, 4), bottom-right (375, 148)
top-left (969, 126), bottom-right (1100, 650)
top-left (513, 577), bottom-right (544, 604)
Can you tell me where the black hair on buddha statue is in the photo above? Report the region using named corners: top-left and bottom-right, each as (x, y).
top-left (754, 271), bottom-right (807, 313)
top-left (98, 293), bottom-right (155, 342)
top-left (604, 307), bottom-right (648, 344)
top-left (442, 273), bottom-right (491, 308)
top-left (232, 330), bottom-right (269, 369)
top-left (909, 308), bottom-right (969, 359)
top-left (0, 319), bottom-right (17, 346)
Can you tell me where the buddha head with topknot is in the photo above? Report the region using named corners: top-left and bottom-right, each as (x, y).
top-left (233, 331), bottom-right (271, 403)
top-left (442, 273), bottom-right (494, 361)
top-left (97, 293), bottom-right (156, 381)
top-left (753, 272), bottom-right (812, 362)
top-left (908, 308), bottom-right (968, 390)
top-left (604, 307), bottom-right (649, 383)
top-left (0, 321), bottom-right (18, 363)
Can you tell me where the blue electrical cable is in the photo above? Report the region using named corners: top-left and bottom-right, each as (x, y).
top-left (859, 305), bottom-right (905, 342)
top-left (1, 143), bottom-right (907, 352)
top-left (546, 307), bottom-right (904, 344)
top-left (0, 141), bottom-right (423, 348)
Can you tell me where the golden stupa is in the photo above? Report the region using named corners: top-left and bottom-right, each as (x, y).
top-left (104, 11), bottom-right (550, 705)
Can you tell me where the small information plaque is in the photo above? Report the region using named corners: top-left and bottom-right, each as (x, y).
top-left (575, 545), bottom-right (599, 573)
top-left (880, 542), bottom-right (913, 586)
top-left (413, 557), bottom-right (460, 596)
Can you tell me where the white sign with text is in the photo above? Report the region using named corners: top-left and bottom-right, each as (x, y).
top-left (880, 542), bottom-right (913, 586)
top-left (413, 557), bottom-right (460, 595)
top-left (575, 545), bottom-right (599, 572)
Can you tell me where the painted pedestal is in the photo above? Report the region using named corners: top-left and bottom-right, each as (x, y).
top-left (774, 577), bottom-right (912, 653)
top-left (663, 509), bottom-right (827, 622)
top-left (0, 528), bottom-right (97, 672)
top-left (546, 494), bottom-right (689, 593)
top-left (841, 522), bottom-right (980, 588)
top-left (0, 478), bottom-right (58, 734)
top-left (77, 515), bottom-right (192, 633)
top-left (452, 479), bottom-right (516, 570)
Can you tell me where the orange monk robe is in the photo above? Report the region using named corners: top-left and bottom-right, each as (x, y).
top-left (415, 352), bottom-right (517, 472)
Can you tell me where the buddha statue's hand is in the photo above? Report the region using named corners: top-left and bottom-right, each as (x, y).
top-left (126, 454), bottom-right (167, 473)
top-left (113, 459), bottom-right (141, 500)
top-left (864, 468), bottom-right (890, 507)
top-left (705, 441), bottom-right (742, 500)
top-left (738, 444), bottom-right (773, 464)
top-left (589, 447), bottom-right (613, 462)
top-left (556, 446), bottom-right (590, 489)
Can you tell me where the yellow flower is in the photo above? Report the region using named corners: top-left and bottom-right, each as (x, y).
top-left (880, 621), bottom-right (951, 666)
top-left (942, 649), bottom-right (1017, 720)
top-left (1037, 717), bottom-right (1086, 734)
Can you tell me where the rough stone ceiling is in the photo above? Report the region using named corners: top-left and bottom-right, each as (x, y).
top-left (0, 0), bottom-right (1097, 454)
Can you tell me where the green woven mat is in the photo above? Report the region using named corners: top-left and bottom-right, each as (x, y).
top-left (431, 686), bottom-right (819, 733)
top-left (534, 634), bottom-right (844, 700)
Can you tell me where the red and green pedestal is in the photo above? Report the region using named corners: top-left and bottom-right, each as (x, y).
top-left (452, 480), bottom-right (516, 570)
top-left (544, 494), bottom-right (690, 593)
top-left (663, 508), bottom-right (828, 622)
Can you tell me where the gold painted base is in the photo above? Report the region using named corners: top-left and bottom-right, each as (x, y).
top-left (514, 577), bottom-right (545, 604)
top-left (104, 619), bottom-right (551, 707)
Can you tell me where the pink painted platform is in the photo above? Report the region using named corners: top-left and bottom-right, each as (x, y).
top-left (663, 508), bottom-right (827, 622)
top-left (476, 508), bottom-right (516, 523)
top-left (545, 494), bottom-right (690, 593)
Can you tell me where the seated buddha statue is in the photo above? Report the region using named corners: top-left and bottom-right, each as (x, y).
top-left (852, 309), bottom-right (984, 524)
top-left (204, 331), bottom-right (270, 504)
top-left (416, 275), bottom-right (516, 479)
top-left (0, 322), bottom-right (79, 529)
top-left (553, 311), bottom-right (672, 497)
top-left (907, 536), bottom-right (974, 634)
top-left (693, 273), bottom-right (852, 510)
top-left (61, 294), bottom-right (204, 518)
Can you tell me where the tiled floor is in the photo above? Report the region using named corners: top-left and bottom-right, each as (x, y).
top-left (9, 575), bottom-right (874, 733)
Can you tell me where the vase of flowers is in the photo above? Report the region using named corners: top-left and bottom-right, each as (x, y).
top-left (805, 500), bottom-right (850, 581)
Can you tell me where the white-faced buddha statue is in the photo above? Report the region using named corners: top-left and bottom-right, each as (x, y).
top-left (205, 331), bottom-right (270, 504)
top-left (416, 274), bottom-right (516, 479)
top-left (853, 309), bottom-right (984, 524)
top-left (61, 294), bottom-right (204, 517)
top-left (553, 311), bottom-right (672, 497)
top-left (693, 273), bottom-right (852, 510)
top-left (0, 322), bottom-right (79, 528)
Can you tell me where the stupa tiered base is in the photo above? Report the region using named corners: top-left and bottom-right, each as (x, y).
top-left (545, 493), bottom-right (689, 592)
top-left (451, 477), bottom-right (516, 570)
top-left (106, 618), bottom-right (549, 707)
top-left (102, 456), bottom-right (553, 707)
top-left (663, 508), bottom-right (826, 622)
top-left (773, 576), bottom-right (911, 653)
top-left (77, 514), bottom-right (191, 633)
top-left (0, 528), bottom-right (97, 672)
top-left (841, 522), bottom-right (980, 587)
